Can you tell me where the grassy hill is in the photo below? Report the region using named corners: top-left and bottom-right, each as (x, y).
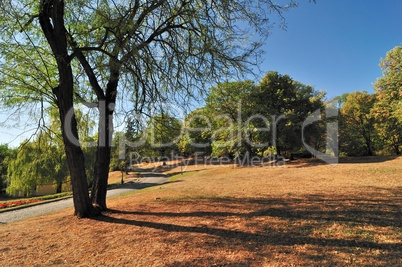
top-left (1, 156), bottom-right (401, 266)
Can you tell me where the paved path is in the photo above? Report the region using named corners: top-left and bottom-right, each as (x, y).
top-left (0, 169), bottom-right (168, 224)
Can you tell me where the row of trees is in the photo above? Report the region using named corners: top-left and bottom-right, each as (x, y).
top-left (179, 71), bottom-right (325, 158)
top-left (107, 71), bottom-right (326, 168)
top-left (109, 46), bottom-right (402, 165)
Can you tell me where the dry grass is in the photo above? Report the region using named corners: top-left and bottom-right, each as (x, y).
top-left (1, 156), bottom-right (401, 266)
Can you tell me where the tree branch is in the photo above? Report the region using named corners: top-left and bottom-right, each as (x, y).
top-left (65, 31), bottom-right (106, 101)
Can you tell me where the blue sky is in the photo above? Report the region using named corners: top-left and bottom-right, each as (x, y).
top-left (1, 0), bottom-right (402, 147)
top-left (258, 0), bottom-right (402, 99)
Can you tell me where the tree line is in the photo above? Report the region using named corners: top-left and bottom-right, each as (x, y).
top-left (111, 71), bottom-right (326, 164)
top-left (110, 46), bottom-right (401, 168)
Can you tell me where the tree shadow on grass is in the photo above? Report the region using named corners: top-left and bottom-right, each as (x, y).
top-left (95, 212), bottom-right (400, 252)
top-left (284, 155), bottom-right (401, 168)
top-left (95, 194), bottom-right (401, 254)
top-left (105, 193), bottom-right (401, 228)
top-left (338, 155), bottom-right (400, 164)
top-left (139, 171), bottom-right (168, 178)
top-left (166, 170), bottom-right (202, 178)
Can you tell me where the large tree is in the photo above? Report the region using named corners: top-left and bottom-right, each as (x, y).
top-left (373, 45), bottom-right (402, 155)
top-left (6, 134), bottom-right (68, 197)
top-left (340, 91), bottom-right (378, 156)
top-left (200, 73), bottom-right (324, 158)
top-left (0, 0), bottom-right (312, 217)
top-left (0, 144), bottom-right (15, 194)
top-left (252, 71), bottom-right (324, 156)
top-left (204, 80), bottom-right (256, 157)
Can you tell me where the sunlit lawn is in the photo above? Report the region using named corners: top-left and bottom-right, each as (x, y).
top-left (0, 156), bottom-right (401, 266)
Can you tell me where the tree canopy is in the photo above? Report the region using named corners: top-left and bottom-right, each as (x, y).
top-left (6, 133), bottom-right (68, 197)
top-left (340, 91), bottom-right (377, 156)
top-left (0, 144), bottom-right (15, 193)
top-left (374, 45), bottom-right (402, 123)
top-left (176, 72), bottom-right (326, 159)
top-left (372, 45), bottom-right (402, 155)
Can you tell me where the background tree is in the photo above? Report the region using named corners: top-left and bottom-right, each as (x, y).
top-left (6, 134), bottom-right (68, 197)
top-left (335, 93), bottom-right (360, 157)
top-left (147, 113), bottom-right (182, 158)
top-left (373, 45), bottom-right (402, 155)
top-left (197, 73), bottom-right (324, 159)
top-left (340, 91), bottom-right (378, 156)
top-left (204, 80), bottom-right (256, 158)
top-left (119, 115), bottom-right (149, 169)
top-left (179, 108), bottom-right (213, 156)
top-left (111, 113), bottom-right (182, 168)
top-left (109, 133), bottom-right (126, 172)
top-left (0, 144), bottom-right (15, 194)
top-left (252, 71), bottom-right (325, 156)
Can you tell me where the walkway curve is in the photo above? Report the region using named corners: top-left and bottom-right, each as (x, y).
top-left (0, 169), bottom-right (168, 224)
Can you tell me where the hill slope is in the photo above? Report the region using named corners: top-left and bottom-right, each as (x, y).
top-left (1, 156), bottom-right (401, 266)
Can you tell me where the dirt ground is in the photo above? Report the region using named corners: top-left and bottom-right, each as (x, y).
top-left (0, 156), bottom-right (401, 266)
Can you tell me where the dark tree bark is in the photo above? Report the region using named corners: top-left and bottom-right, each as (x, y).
top-left (39, 0), bottom-right (94, 218)
top-left (90, 102), bottom-right (113, 210)
top-left (56, 181), bottom-right (62, 194)
top-left (393, 142), bottom-right (401, 155)
top-left (91, 146), bottom-right (111, 210)
top-left (365, 139), bottom-right (374, 156)
top-left (362, 129), bottom-right (374, 156)
top-left (91, 59), bottom-right (120, 210)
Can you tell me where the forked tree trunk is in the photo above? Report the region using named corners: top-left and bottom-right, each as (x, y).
top-left (39, 0), bottom-right (94, 218)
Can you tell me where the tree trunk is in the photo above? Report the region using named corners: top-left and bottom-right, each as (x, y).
top-left (91, 60), bottom-right (119, 210)
top-left (244, 131), bottom-right (253, 157)
top-left (63, 137), bottom-right (94, 218)
top-left (394, 145), bottom-right (401, 155)
top-left (91, 137), bottom-right (112, 211)
top-left (365, 138), bottom-right (373, 156)
top-left (39, 0), bottom-right (94, 218)
top-left (56, 181), bottom-right (62, 194)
